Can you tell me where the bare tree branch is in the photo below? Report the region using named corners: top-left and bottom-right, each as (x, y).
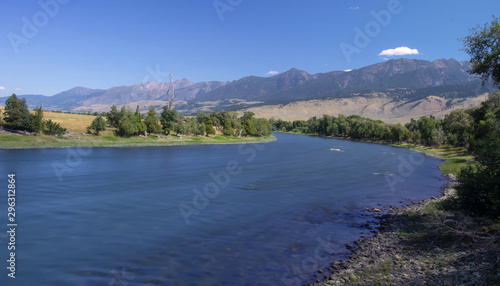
top-left (168, 73), bottom-right (175, 110)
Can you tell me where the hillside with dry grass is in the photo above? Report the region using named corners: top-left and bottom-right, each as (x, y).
top-left (245, 93), bottom-right (488, 124)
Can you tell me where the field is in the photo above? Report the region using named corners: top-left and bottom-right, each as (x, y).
top-left (43, 111), bottom-right (96, 133)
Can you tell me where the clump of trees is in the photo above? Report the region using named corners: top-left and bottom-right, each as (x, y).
top-left (102, 105), bottom-right (272, 138)
top-left (270, 110), bottom-right (487, 148)
top-left (453, 93), bottom-right (500, 216)
top-left (1, 94), bottom-right (66, 135)
top-left (453, 16), bottom-right (500, 217)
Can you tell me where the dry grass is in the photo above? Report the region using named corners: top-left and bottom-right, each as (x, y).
top-left (43, 111), bottom-right (96, 133)
top-left (0, 106), bottom-right (95, 133)
top-left (246, 94), bottom-right (488, 124)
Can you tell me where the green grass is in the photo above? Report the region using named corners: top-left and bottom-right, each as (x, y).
top-left (0, 135), bottom-right (38, 141)
top-left (103, 135), bottom-right (119, 141)
top-left (393, 144), bottom-right (474, 175)
top-left (213, 135), bottom-right (230, 141)
top-left (0, 133), bottom-right (276, 149)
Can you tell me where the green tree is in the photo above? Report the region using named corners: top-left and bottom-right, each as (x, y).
top-left (389, 123), bottom-right (409, 142)
top-left (417, 116), bottom-right (436, 145)
top-left (461, 16), bottom-right (500, 86)
top-left (198, 122), bottom-right (206, 136)
top-left (186, 117), bottom-right (198, 135)
top-left (117, 112), bottom-right (139, 137)
top-left (455, 92), bottom-right (500, 216)
top-left (241, 111), bottom-right (255, 122)
top-left (243, 119), bottom-right (256, 136)
top-left (134, 106), bottom-right (147, 135)
top-left (222, 120), bottom-right (233, 136)
top-left (252, 118), bottom-right (272, 136)
top-left (30, 106), bottom-right (45, 133)
top-left (106, 105), bottom-right (120, 127)
top-left (144, 107), bottom-right (163, 134)
top-left (204, 116), bottom-right (215, 136)
top-left (89, 116), bottom-right (107, 135)
top-left (196, 112), bottom-right (207, 124)
top-left (442, 108), bottom-right (473, 147)
top-left (175, 118), bottom-right (186, 135)
top-left (160, 107), bottom-right (178, 135)
top-left (2, 94), bottom-right (31, 130)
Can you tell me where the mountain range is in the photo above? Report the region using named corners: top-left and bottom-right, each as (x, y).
top-left (1, 58), bottom-right (496, 122)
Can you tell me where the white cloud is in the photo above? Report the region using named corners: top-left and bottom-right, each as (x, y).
top-left (344, 69), bottom-right (352, 72)
top-left (349, 6), bottom-right (359, 10)
top-left (265, 71), bottom-right (279, 76)
top-left (0, 86), bottom-right (5, 90)
top-left (15, 88), bottom-right (21, 91)
top-left (378, 46), bottom-right (419, 57)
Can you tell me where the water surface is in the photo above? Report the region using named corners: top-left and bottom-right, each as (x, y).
top-left (0, 133), bottom-right (445, 285)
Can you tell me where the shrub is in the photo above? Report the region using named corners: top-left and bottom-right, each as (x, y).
top-left (45, 119), bottom-right (67, 135)
top-left (455, 165), bottom-right (500, 217)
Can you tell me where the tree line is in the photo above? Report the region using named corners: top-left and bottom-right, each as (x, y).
top-left (269, 107), bottom-right (477, 148)
top-left (88, 105), bottom-right (273, 138)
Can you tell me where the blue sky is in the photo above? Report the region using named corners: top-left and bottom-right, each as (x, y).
top-left (0, 0), bottom-right (498, 97)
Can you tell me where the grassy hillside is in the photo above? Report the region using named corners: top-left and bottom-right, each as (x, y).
top-left (247, 94), bottom-right (488, 124)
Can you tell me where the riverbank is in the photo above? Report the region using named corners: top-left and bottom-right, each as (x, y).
top-left (310, 146), bottom-right (500, 285)
top-left (282, 132), bottom-right (474, 175)
top-left (0, 130), bottom-right (276, 149)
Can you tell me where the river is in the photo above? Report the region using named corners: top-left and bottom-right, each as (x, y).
top-left (0, 133), bottom-right (445, 285)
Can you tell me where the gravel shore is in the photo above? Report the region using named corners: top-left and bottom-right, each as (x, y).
top-left (310, 179), bottom-right (500, 286)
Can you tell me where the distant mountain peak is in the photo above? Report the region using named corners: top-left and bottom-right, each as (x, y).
top-left (278, 68), bottom-right (312, 80)
top-left (284, 67), bottom-right (309, 74)
top-left (53, 86), bottom-right (104, 98)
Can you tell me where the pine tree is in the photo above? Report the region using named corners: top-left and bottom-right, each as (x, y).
top-left (89, 116), bottom-right (107, 135)
top-left (144, 107), bottom-right (163, 133)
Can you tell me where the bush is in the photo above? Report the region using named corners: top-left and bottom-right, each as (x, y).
top-left (455, 165), bottom-right (500, 217)
top-left (45, 119), bottom-right (67, 135)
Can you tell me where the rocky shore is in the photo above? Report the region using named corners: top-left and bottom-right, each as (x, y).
top-left (311, 178), bottom-right (500, 285)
